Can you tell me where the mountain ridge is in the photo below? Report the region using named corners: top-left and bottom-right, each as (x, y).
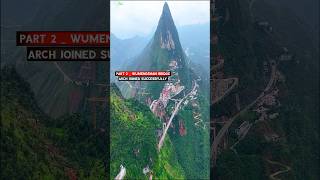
top-left (121, 2), bottom-right (194, 99)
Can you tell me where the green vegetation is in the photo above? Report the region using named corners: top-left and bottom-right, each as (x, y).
top-left (114, 3), bottom-right (210, 179)
top-left (217, 151), bottom-right (267, 180)
top-left (1, 66), bottom-right (107, 179)
top-left (153, 139), bottom-right (185, 179)
top-left (1, 67), bottom-right (65, 179)
top-left (169, 93), bottom-right (210, 179)
top-left (110, 85), bottom-right (185, 179)
top-left (214, 0), bottom-right (319, 179)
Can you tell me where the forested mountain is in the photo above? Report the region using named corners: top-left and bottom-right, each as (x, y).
top-left (2, 0), bottom-right (109, 118)
top-left (111, 23), bottom-right (210, 82)
top-left (212, 0), bottom-right (319, 179)
top-left (113, 2), bottom-right (210, 179)
top-left (110, 84), bottom-right (185, 179)
top-left (1, 67), bottom-right (107, 179)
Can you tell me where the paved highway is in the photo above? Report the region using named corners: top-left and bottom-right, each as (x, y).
top-left (157, 81), bottom-right (198, 151)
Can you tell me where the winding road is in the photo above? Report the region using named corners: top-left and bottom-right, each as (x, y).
top-left (213, 77), bottom-right (239, 104)
top-left (267, 159), bottom-right (291, 180)
top-left (157, 81), bottom-right (198, 151)
top-left (211, 62), bottom-right (277, 163)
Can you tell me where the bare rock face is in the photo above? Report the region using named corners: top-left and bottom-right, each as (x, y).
top-left (124, 2), bottom-right (193, 100)
top-left (154, 2), bottom-right (182, 53)
top-left (160, 31), bottom-right (175, 50)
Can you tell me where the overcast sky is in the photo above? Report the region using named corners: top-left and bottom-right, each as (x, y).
top-left (111, 1), bottom-right (210, 39)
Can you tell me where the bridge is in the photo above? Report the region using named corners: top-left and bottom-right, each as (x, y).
top-left (157, 81), bottom-right (198, 151)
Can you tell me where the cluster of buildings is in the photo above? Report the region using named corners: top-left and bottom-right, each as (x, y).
top-left (150, 59), bottom-right (184, 118)
top-left (258, 88), bottom-right (279, 107)
top-left (254, 79), bottom-right (282, 142)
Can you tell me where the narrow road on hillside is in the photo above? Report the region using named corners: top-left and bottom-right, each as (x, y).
top-left (213, 77), bottom-right (239, 104)
top-left (212, 62), bottom-right (277, 162)
top-left (54, 62), bottom-right (73, 83)
top-left (158, 81), bottom-right (198, 151)
top-left (267, 159), bottom-right (291, 180)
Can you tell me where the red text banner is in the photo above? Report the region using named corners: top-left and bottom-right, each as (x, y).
top-left (17, 31), bottom-right (110, 46)
top-left (115, 71), bottom-right (171, 77)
